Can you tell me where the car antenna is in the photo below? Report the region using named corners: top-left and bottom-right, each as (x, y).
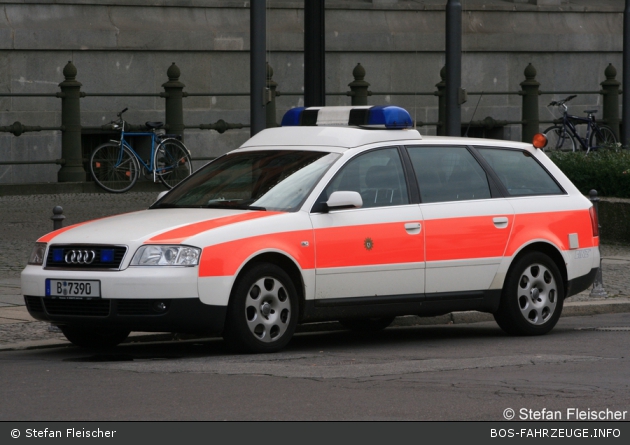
top-left (464, 91), bottom-right (483, 137)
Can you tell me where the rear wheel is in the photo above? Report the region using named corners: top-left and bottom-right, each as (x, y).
top-left (339, 316), bottom-right (395, 332)
top-left (60, 325), bottom-right (130, 349)
top-left (155, 139), bottom-right (192, 189)
top-left (494, 252), bottom-right (564, 336)
top-left (588, 125), bottom-right (617, 152)
top-left (542, 125), bottom-right (575, 152)
top-left (90, 142), bottom-right (139, 193)
top-left (223, 263), bottom-right (299, 353)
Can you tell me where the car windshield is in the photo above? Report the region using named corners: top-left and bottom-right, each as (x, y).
top-left (152, 150), bottom-right (340, 212)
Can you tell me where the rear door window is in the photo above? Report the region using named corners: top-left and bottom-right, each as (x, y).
top-left (406, 146), bottom-right (491, 203)
top-left (476, 148), bottom-right (564, 196)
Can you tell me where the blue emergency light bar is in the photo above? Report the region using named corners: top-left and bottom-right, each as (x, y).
top-left (281, 105), bottom-right (413, 129)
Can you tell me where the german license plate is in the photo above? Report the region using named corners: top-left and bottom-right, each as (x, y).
top-left (46, 279), bottom-right (101, 298)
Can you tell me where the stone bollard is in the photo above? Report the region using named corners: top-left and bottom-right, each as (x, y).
top-left (162, 63), bottom-right (185, 141)
top-left (57, 61), bottom-right (86, 182)
top-left (589, 189), bottom-right (608, 298)
top-left (348, 63), bottom-right (370, 106)
top-left (51, 206), bottom-right (65, 231)
top-left (520, 63), bottom-right (540, 144)
top-left (600, 63), bottom-right (620, 141)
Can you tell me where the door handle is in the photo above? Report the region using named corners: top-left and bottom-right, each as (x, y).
top-left (405, 222), bottom-right (422, 234)
top-left (493, 217), bottom-right (509, 229)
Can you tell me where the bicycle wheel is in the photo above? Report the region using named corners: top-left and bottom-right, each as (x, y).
top-left (542, 125), bottom-right (576, 152)
top-left (90, 142), bottom-right (140, 193)
top-left (588, 125), bottom-right (618, 152)
top-left (154, 139), bottom-right (192, 189)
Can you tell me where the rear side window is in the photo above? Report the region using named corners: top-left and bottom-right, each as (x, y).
top-left (476, 148), bottom-right (564, 196)
top-left (407, 146), bottom-right (491, 203)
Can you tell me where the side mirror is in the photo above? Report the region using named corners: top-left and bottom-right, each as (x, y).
top-left (325, 191), bottom-right (363, 211)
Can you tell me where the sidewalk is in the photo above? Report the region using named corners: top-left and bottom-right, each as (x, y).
top-left (1, 192), bottom-right (629, 351)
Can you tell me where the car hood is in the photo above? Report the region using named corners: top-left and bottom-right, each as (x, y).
top-left (38, 209), bottom-right (282, 245)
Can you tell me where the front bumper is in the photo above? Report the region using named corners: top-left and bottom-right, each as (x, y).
top-left (24, 296), bottom-right (226, 334)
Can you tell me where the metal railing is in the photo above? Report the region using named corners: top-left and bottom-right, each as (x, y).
top-left (1, 60), bottom-right (623, 183)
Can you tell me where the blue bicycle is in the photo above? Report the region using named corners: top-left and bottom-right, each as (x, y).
top-left (90, 108), bottom-right (192, 193)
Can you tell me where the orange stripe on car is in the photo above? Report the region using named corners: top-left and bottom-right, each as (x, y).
top-left (37, 221), bottom-right (92, 243)
top-left (314, 222), bottom-right (424, 268)
top-left (505, 209), bottom-right (596, 256)
top-left (199, 230), bottom-right (314, 277)
top-left (146, 212), bottom-right (283, 244)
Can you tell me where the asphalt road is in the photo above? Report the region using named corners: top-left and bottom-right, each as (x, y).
top-left (1, 312), bottom-right (628, 421)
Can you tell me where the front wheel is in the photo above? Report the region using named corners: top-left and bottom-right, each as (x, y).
top-left (588, 125), bottom-right (618, 152)
top-left (223, 263), bottom-right (299, 353)
top-left (542, 125), bottom-right (576, 152)
top-left (90, 142), bottom-right (139, 193)
top-left (154, 139), bottom-right (192, 189)
top-left (494, 252), bottom-right (564, 336)
top-left (60, 325), bottom-right (130, 349)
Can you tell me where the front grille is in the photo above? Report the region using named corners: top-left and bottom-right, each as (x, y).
top-left (118, 299), bottom-right (171, 316)
top-left (43, 298), bottom-right (111, 317)
top-left (45, 245), bottom-right (127, 270)
top-left (25, 296), bottom-right (44, 312)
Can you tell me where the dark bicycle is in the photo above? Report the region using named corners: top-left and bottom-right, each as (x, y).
top-left (90, 108), bottom-right (192, 193)
top-left (542, 95), bottom-right (617, 153)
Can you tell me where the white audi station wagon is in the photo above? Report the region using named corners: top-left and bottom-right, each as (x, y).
top-left (22, 106), bottom-right (600, 352)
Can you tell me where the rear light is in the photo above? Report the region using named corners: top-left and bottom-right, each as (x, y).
top-left (589, 206), bottom-right (599, 237)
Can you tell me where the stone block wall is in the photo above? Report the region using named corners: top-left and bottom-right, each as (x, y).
top-left (0, 0), bottom-right (624, 183)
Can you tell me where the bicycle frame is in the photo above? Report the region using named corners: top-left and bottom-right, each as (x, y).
top-left (110, 119), bottom-right (161, 182)
top-left (551, 99), bottom-right (609, 153)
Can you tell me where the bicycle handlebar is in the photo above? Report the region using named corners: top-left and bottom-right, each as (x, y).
top-left (548, 95), bottom-right (576, 107)
top-left (116, 107), bottom-right (128, 118)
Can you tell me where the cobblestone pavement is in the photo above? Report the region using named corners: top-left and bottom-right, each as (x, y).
top-left (0, 192), bottom-right (628, 346)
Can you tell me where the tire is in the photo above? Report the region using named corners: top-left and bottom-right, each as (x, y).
top-left (494, 252), bottom-right (564, 336)
top-left (155, 139), bottom-right (192, 189)
top-left (588, 125), bottom-right (617, 152)
top-left (60, 325), bottom-right (130, 349)
top-left (339, 316), bottom-right (395, 332)
top-left (542, 125), bottom-right (576, 152)
top-left (223, 263), bottom-right (299, 353)
top-left (90, 142), bottom-right (139, 193)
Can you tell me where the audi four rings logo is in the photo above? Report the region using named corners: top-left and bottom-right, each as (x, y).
top-left (64, 250), bottom-right (97, 264)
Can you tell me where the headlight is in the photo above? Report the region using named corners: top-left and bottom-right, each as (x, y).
top-left (131, 245), bottom-right (201, 266)
top-left (28, 243), bottom-right (47, 265)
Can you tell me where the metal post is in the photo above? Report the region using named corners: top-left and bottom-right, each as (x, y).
top-left (589, 189), bottom-right (608, 298)
top-left (623, 0), bottom-right (630, 147)
top-left (348, 63), bottom-right (370, 106)
top-left (250, 1), bottom-right (266, 136)
top-left (162, 63), bottom-right (185, 140)
top-left (51, 206), bottom-right (65, 231)
top-left (601, 63), bottom-right (621, 141)
top-left (435, 66), bottom-right (447, 136)
top-left (57, 62), bottom-right (86, 182)
top-left (520, 63), bottom-right (540, 143)
top-left (266, 63), bottom-right (278, 128)
top-left (445, 0), bottom-right (462, 136)
top-left (304, 0), bottom-right (325, 107)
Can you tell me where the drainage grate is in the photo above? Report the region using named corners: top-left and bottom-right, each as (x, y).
top-left (577, 327), bottom-right (630, 332)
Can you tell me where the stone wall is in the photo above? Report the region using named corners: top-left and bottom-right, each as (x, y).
top-left (0, 0), bottom-right (624, 183)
